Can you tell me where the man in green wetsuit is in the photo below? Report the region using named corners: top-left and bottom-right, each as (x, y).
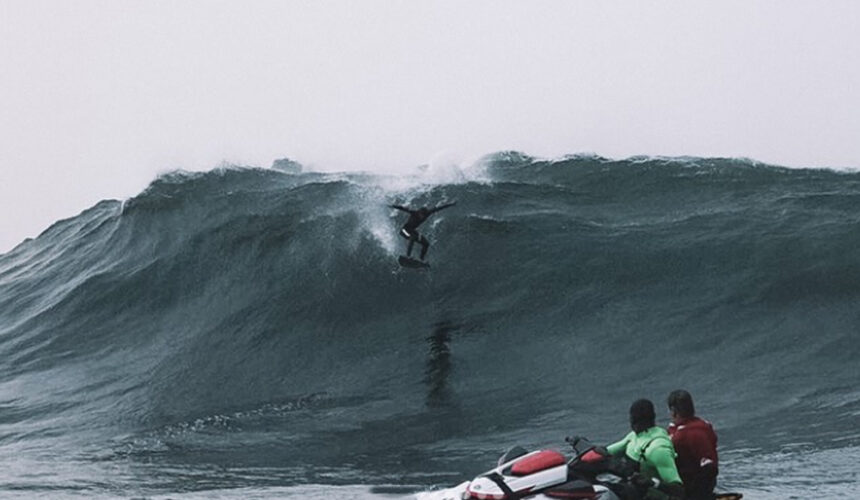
top-left (607, 399), bottom-right (685, 500)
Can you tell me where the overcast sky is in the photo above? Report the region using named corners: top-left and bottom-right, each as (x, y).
top-left (2, 0), bottom-right (859, 252)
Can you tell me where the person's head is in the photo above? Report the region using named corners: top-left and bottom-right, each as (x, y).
top-left (418, 207), bottom-right (430, 216)
top-left (629, 399), bottom-right (656, 433)
top-left (667, 389), bottom-right (695, 423)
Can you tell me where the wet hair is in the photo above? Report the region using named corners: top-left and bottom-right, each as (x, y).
top-left (667, 389), bottom-right (695, 418)
top-left (629, 399), bottom-right (656, 433)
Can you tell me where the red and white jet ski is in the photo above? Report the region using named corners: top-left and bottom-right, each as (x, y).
top-left (419, 437), bottom-right (743, 500)
top-left (420, 438), bottom-right (631, 500)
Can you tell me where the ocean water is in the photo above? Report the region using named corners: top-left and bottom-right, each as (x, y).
top-left (1, 153), bottom-right (858, 498)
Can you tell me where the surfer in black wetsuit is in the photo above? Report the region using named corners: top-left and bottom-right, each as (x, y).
top-left (390, 201), bottom-right (456, 260)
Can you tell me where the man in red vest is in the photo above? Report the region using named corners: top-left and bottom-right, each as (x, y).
top-left (667, 390), bottom-right (718, 500)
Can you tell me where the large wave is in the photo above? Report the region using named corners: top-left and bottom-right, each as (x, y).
top-left (1, 154), bottom-right (858, 496)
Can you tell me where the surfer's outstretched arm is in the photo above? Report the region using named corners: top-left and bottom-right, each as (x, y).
top-left (430, 201), bottom-right (457, 214)
top-left (389, 204), bottom-right (414, 214)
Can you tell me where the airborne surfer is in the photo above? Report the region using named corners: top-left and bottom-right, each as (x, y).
top-left (389, 201), bottom-right (456, 261)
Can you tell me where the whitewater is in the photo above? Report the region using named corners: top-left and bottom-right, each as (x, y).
top-left (1, 153), bottom-right (858, 499)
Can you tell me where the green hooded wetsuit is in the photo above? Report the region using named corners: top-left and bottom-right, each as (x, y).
top-left (607, 426), bottom-right (683, 485)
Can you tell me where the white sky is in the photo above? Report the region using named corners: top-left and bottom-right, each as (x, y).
top-left (2, 0), bottom-right (859, 252)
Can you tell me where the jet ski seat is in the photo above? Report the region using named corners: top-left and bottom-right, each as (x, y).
top-left (510, 450), bottom-right (566, 476)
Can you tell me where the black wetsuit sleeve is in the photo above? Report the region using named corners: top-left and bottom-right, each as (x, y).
top-left (390, 204), bottom-right (413, 214)
top-left (430, 202), bottom-right (456, 214)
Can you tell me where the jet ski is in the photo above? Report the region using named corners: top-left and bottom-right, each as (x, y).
top-left (418, 437), bottom-right (743, 500)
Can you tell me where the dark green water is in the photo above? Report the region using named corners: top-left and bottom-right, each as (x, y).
top-left (1, 153), bottom-right (858, 498)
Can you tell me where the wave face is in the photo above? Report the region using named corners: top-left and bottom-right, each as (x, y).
top-left (1, 155), bottom-right (859, 498)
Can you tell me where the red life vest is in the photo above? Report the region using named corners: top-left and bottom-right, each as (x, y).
top-left (668, 416), bottom-right (718, 497)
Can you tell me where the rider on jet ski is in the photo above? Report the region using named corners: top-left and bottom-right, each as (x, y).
top-left (607, 399), bottom-right (685, 500)
top-left (667, 390), bottom-right (719, 500)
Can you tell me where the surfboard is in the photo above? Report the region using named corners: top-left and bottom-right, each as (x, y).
top-left (398, 256), bottom-right (430, 269)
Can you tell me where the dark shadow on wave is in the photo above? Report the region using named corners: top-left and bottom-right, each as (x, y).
top-left (425, 320), bottom-right (459, 408)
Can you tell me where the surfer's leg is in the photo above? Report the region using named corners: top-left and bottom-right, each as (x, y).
top-left (419, 235), bottom-right (429, 260)
top-left (401, 228), bottom-right (416, 257)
